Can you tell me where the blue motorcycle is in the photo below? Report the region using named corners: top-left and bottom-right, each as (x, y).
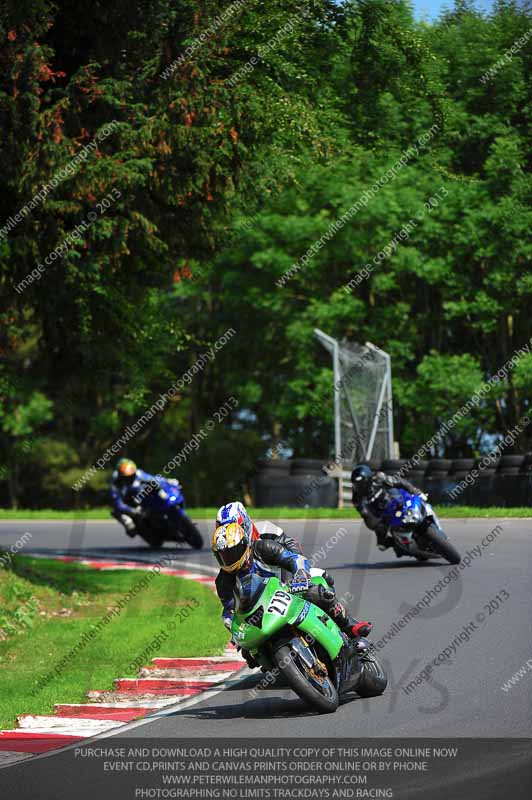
top-left (133, 478), bottom-right (203, 549)
top-left (380, 488), bottom-right (461, 564)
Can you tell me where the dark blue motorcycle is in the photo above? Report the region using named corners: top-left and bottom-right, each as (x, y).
top-left (380, 488), bottom-right (461, 564)
top-left (134, 478), bottom-right (203, 549)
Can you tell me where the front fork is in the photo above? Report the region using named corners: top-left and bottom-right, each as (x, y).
top-left (416, 512), bottom-right (447, 546)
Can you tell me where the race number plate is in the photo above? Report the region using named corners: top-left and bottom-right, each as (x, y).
top-left (267, 590), bottom-right (291, 616)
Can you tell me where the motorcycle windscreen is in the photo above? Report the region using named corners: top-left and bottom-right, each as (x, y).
top-left (234, 572), bottom-right (268, 613)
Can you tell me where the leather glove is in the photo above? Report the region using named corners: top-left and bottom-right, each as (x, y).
top-left (289, 569), bottom-right (311, 594)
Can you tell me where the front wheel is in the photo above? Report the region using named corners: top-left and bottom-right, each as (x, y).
top-left (422, 523), bottom-right (461, 565)
top-left (137, 524), bottom-right (165, 549)
top-left (144, 536), bottom-right (164, 549)
top-left (135, 516), bottom-right (164, 550)
top-left (273, 643), bottom-right (339, 714)
top-left (176, 514), bottom-right (204, 549)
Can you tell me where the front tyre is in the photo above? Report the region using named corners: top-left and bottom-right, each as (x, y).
top-left (424, 523), bottom-right (461, 565)
top-left (273, 644), bottom-right (339, 714)
top-left (177, 514), bottom-right (204, 549)
top-left (133, 517), bottom-right (164, 548)
top-left (144, 536), bottom-right (164, 549)
top-left (138, 525), bottom-right (165, 549)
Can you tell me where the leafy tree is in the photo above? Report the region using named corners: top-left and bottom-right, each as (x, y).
top-left (1, 0), bottom-right (531, 507)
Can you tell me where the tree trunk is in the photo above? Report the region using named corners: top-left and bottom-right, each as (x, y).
top-left (8, 455), bottom-right (19, 510)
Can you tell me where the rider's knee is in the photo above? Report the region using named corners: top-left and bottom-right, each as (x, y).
top-left (318, 583), bottom-right (336, 609)
top-left (304, 583), bottom-right (336, 612)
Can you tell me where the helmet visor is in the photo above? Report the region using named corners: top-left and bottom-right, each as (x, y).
top-left (352, 476), bottom-right (369, 498)
top-left (214, 539), bottom-right (249, 570)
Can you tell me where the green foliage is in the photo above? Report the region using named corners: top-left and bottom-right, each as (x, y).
top-left (397, 353), bottom-right (492, 452)
top-left (1, 391), bottom-right (53, 438)
top-left (0, 0), bottom-right (531, 507)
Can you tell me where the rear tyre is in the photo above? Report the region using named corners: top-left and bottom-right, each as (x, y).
top-left (273, 644), bottom-right (339, 714)
top-left (177, 515), bottom-right (204, 549)
top-left (423, 523), bottom-right (461, 565)
top-left (356, 653), bottom-right (388, 697)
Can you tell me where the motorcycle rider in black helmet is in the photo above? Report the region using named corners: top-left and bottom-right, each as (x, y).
top-left (351, 464), bottom-right (425, 551)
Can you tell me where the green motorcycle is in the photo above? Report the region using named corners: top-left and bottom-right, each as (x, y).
top-left (231, 573), bottom-right (387, 713)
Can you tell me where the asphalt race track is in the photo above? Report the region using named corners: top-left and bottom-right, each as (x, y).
top-left (1, 515), bottom-right (531, 740)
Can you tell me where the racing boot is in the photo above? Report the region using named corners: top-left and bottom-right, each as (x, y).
top-left (346, 619), bottom-right (373, 639)
top-left (121, 515), bottom-right (136, 538)
top-left (324, 590), bottom-right (373, 641)
top-left (336, 613), bottom-right (372, 641)
top-left (375, 523), bottom-right (391, 551)
top-left (306, 585), bottom-right (372, 641)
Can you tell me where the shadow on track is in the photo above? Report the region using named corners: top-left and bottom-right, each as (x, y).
top-left (164, 675), bottom-right (363, 722)
top-left (330, 559), bottom-right (448, 570)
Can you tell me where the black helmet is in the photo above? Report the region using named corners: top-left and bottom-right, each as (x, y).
top-left (351, 464), bottom-right (373, 499)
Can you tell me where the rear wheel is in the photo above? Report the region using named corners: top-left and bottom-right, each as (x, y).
top-left (422, 523), bottom-right (461, 565)
top-left (273, 643), bottom-right (339, 714)
top-left (177, 514), bottom-right (203, 549)
top-left (356, 653), bottom-right (388, 697)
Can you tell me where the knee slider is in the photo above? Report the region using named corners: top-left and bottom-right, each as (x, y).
top-left (318, 585), bottom-right (336, 608)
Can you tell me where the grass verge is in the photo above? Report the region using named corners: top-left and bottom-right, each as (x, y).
top-left (0, 506), bottom-right (531, 520)
top-left (0, 554), bottom-right (227, 730)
